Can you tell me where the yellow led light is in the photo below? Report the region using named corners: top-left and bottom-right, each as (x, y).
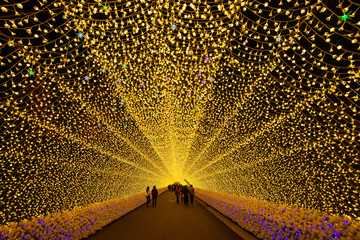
top-left (0, 0), bottom-right (359, 226)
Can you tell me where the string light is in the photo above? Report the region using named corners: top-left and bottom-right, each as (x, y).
top-left (340, 13), bottom-right (351, 21)
top-left (0, 0), bottom-right (359, 226)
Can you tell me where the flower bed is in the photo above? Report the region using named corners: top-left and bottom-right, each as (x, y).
top-left (196, 189), bottom-right (360, 240)
top-left (0, 188), bottom-right (166, 240)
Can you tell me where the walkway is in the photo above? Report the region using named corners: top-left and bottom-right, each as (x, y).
top-left (87, 191), bottom-right (245, 240)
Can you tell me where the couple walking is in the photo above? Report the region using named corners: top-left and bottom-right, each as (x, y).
top-left (146, 186), bottom-right (158, 207)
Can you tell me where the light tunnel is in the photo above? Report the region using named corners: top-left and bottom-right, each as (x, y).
top-left (0, 0), bottom-right (360, 239)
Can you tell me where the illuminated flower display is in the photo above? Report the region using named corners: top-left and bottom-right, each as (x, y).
top-left (0, 188), bottom-right (166, 239)
top-left (0, 0), bottom-right (359, 238)
top-left (197, 189), bottom-right (360, 240)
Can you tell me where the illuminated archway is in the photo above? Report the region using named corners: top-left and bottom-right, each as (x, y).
top-left (0, 0), bottom-right (359, 225)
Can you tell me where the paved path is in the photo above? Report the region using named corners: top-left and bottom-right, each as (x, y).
top-left (87, 191), bottom-right (244, 240)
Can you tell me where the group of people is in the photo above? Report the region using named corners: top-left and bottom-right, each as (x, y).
top-left (145, 184), bottom-right (195, 207)
top-left (172, 184), bottom-right (195, 206)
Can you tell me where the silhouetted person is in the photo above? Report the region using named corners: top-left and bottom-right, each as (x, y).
top-left (146, 186), bottom-right (151, 207)
top-left (152, 186), bottom-right (158, 207)
top-left (175, 187), bottom-right (181, 204)
top-left (183, 185), bottom-right (189, 206)
top-left (180, 185), bottom-right (184, 202)
top-left (188, 185), bottom-right (195, 206)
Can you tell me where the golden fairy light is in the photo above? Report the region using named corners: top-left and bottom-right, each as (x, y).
top-left (0, 0), bottom-right (359, 224)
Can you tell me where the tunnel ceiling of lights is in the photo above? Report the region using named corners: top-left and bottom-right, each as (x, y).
top-left (1, 0), bottom-right (360, 224)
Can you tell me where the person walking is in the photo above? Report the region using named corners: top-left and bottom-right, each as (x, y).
top-left (183, 185), bottom-right (189, 206)
top-left (180, 185), bottom-right (184, 202)
top-left (188, 185), bottom-right (195, 206)
top-left (175, 187), bottom-right (181, 204)
top-left (146, 186), bottom-right (151, 207)
top-left (152, 186), bottom-right (158, 207)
